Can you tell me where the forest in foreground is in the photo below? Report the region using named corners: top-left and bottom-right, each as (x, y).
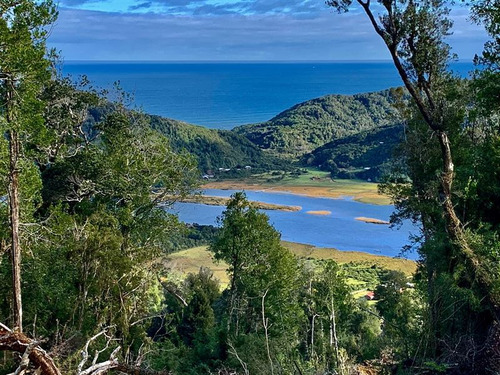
top-left (1, 0), bottom-right (500, 374)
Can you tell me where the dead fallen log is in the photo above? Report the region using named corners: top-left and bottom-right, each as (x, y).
top-left (0, 322), bottom-right (171, 375)
top-left (0, 323), bottom-right (61, 375)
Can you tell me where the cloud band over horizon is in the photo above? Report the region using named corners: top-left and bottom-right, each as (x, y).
top-left (48, 0), bottom-right (488, 61)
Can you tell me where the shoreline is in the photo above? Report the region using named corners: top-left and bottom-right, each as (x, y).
top-left (180, 195), bottom-right (301, 212)
top-left (167, 241), bottom-right (417, 288)
top-left (202, 179), bottom-right (391, 205)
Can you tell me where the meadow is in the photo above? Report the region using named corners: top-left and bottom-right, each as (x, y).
top-left (166, 241), bottom-right (417, 296)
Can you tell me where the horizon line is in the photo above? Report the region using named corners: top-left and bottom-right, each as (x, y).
top-left (61, 59), bottom-right (474, 64)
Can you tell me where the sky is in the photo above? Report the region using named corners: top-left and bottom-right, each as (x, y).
top-left (47, 0), bottom-right (489, 61)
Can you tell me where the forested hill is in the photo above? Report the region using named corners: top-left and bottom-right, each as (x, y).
top-left (146, 115), bottom-right (283, 173)
top-left (89, 90), bottom-right (403, 178)
top-left (234, 90), bottom-right (402, 158)
top-left (302, 124), bottom-right (405, 181)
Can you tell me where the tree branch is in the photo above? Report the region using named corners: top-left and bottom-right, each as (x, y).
top-left (8, 339), bottom-right (39, 375)
top-left (0, 324), bottom-right (61, 375)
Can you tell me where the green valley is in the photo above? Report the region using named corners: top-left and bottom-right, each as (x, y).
top-left (147, 114), bottom-right (285, 173)
top-left (302, 124), bottom-right (405, 182)
top-left (138, 90), bottom-right (406, 183)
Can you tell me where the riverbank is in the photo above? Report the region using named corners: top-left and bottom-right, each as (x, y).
top-left (203, 173), bottom-right (390, 205)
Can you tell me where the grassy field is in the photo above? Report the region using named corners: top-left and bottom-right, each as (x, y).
top-left (165, 246), bottom-right (230, 287)
top-left (203, 169), bottom-right (391, 205)
top-left (282, 241), bottom-right (416, 275)
top-left (166, 241), bottom-right (417, 289)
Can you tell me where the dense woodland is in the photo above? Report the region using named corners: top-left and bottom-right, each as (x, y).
top-left (0, 0), bottom-right (500, 374)
top-left (301, 123), bottom-right (405, 181)
top-left (234, 90), bottom-right (401, 158)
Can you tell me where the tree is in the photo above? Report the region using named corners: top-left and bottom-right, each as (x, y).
top-left (327, 0), bottom-right (500, 370)
top-left (0, 0), bottom-right (57, 333)
top-left (1, 3), bottom-right (200, 373)
top-left (375, 271), bottom-right (422, 361)
top-left (210, 192), bottom-right (302, 373)
top-left (300, 260), bottom-right (353, 373)
top-left (328, 0), bottom-right (481, 282)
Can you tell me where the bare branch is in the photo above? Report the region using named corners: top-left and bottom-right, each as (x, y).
top-left (79, 346), bottom-right (121, 375)
top-left (0, 323), bottom-right (61, 375)
top-left (77, 329), bottom-right (108, 374)
top-left (8, 339), bottom-right (39, 375)
top-left (227, 341), bottom-right (249, 375)
top-left (159, 279), bottom-right (188, 307)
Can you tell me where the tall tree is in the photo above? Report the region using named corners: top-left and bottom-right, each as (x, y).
top-left (0, 0), bottom-right (57, 332)
top-left (326, 0), bottom-right (500, 370)
top-left (210, 193), bottom-right (302, 373)
top-left (327, 0), bottom-right (479, 278)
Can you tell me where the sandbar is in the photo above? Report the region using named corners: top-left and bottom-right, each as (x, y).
top-left (306, 210), bottom-right (332, 216)
top-left (180, 195), bottom-right (301, 212)
top-left (355, 217), bottom-right (390, 225)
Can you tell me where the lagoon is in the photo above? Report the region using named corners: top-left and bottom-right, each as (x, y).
top-left (171, 189), bottom-right (419, 259)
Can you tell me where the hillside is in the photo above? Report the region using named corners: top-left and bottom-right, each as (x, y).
top-left (234, 90), bottom-right (402, 158)
top-left (86, 105), bottom-right (284, 174)
top-left (88, 91), bottom-right (403, 178)
top-left (147, 115), bottom-right (286, 173)
top-left (302, 124), bottom-right (405, 181)
top-left (88, 91), bottom-right (403, 181)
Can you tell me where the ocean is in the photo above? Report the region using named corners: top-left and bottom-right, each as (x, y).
top-left (62, 61), bottom-right (474, 129)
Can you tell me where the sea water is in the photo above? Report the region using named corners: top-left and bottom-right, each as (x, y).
top-left (62, 61), bottom-right (474, 129)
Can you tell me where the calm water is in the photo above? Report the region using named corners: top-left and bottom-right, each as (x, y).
top-left (172, 189), bottom-right (419, 259)
top-left (62, 61), bottom-right (473, 129)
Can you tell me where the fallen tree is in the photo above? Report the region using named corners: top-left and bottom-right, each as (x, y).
top-left (0, 323), bottom-right (171, 375)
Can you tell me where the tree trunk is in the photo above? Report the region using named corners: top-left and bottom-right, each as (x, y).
top-left (261, 290), bottom-right (273, 375)
top-left (311, 313), bottom-right (318, 360)
top-left (6, 77), bottom-right (23, 333)
top-left (357, 0), bottom-right (489, 296)
top-left (330, 297), bottom-right (339, 362)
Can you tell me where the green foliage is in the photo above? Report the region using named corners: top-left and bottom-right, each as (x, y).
top-left (178, 268), bottom-right (220, 345)
top-left (148, 114), bottom-right (286, 173)
top-left (375, 271), bottom-right (422, 360)
top-left (303, 124), bottom-right (404, 182)
top-left (236, 90), bottom-right (401, 158)
top-left (341, 262), bottom-right (390, 290)
top-left (210, 192), bottom-right (303, 338)
top-left (348, 1), bottom-right (500, 371)
top-left (1, 70), bottom-right (199, 373)
top-left (166, 224), bottom-right (219, 252)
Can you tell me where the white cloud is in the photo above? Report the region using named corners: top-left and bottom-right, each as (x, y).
top-left (48, 4), bottom-right (488, 61)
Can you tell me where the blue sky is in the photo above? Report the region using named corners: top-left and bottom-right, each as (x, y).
top-left (48, 0), bottom-right (488, 61)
